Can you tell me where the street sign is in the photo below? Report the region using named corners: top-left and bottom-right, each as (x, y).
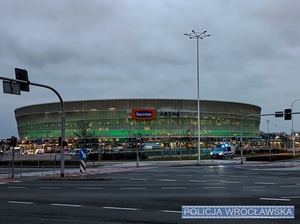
top-left (275, 111), bottom-right (283, 118)
top-left (80, 148), bottom-right (88, 161)
top-left (3, 80), bottom-right (20, 95)
top-left (37, 138), bottom-right (42, 145)
top-left (15, 68), bottom-right (30, 92)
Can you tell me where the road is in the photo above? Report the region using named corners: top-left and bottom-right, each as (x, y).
top-left (0, 159), bottom-right (300, 224)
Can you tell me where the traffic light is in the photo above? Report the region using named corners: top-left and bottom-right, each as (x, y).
top-left (9, 136), bottom-right (18, 147)
top-left (15, 68), bottom-right (30, 92)
top-left (284, 108), bottom-right (292, 120)
top-left (58, 137), bottom-right (67, 147)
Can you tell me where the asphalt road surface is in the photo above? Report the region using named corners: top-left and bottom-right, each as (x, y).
top-left (0, 160), bottom-right (300, 224)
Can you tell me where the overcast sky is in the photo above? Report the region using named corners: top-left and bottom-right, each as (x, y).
top-left (1, 0), bottom-right (300, 139)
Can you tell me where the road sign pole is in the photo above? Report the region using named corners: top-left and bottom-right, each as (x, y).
top-left (79, 148), bottom-right (88, 177)
top-left (80, 160), bottom-right (86, 173)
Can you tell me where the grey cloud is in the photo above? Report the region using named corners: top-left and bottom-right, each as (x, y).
top-left (1, 0), bottom-right (300, 138)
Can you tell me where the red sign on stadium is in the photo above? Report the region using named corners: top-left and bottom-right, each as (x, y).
top-left (132, 109), bottom-right (156, 120)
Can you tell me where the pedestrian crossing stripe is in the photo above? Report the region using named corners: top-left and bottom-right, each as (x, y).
top-left (242, 161), bottom-right (300, 167)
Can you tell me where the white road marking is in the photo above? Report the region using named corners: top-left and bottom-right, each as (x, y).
top-left (159, 179), bottom-right (177, 182)
top-left (202, 186), bottom-right (226, 189)
top-left (7, 186), bottom-right (27, 189)
top-left (260, 198), bottom-right (290, 202)
top-left (280, 185), bottom-right (300, 188)
top-left (254, 182), bottom-right (275, 185)
top-left (39, 187), bottom-right (62, 189)
top-left (188, 180), bottom-right (207, 183)
top-left (122, 187), bottom-right (147, 190)
top-left (281, 196), bottom-right (300, 199)
top-left (103, 206), bottom-right (139, 211)
top-left (259, 176), bottom-right (278, 179)
top-left (161, 187), bottom-right (187, 190)
top-left (161, 210), bottom-right (182, 214)
top-left (229, 175), bottom-right (248, 178)
top-left (130, 178), bottom-right (148, 181)
top-left (78, 187), bottom-right (103, 190)
top-left (243, 186), bottom-right (266, 189)
top-left (51, 203), bottom-right (82, 207)
top-left (220, 181), bottom-right (241, 184)
top-left (8, 201), bottom-right (33, 205)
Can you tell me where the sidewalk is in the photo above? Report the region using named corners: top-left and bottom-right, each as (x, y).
top-left (0, 161), bottom-right (158, 181)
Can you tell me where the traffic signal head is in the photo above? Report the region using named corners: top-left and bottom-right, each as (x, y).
top-left (8, 137), bottom-right (18, 147)
top-left (15, 68), bottom-right (30, 92)
top-left (284, 109), bottom-right (292, 120)
top-left (58, 137), bottom-right (67, 147)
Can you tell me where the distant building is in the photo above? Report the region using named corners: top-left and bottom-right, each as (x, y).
top-left (14, 99), bottom-right (261, 147)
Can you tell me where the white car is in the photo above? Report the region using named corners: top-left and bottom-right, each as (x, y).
top-left (210, 143), bottom-right (235, 159)
top-left (35, 149), bottom-right (44, 154)
top-left (24, 150), bottom-right (34, 155)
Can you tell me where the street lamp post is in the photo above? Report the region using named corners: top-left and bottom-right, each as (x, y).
top-left (184, 30), bottom-right (210, 164)
top-left (291, 99), bottom-right (300, 158)
top-left (267, 120), bottom-right (271, 160)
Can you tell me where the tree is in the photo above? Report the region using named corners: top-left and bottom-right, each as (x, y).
top-left (73, 121), bottom-right (96, 147)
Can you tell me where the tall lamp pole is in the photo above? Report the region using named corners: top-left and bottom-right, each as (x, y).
top-left (184, 30), bottom-right (210, 164)
top-left (291, 99), bottom-right (300, 158)
top-left (267, 120), bottom-right (271, 160)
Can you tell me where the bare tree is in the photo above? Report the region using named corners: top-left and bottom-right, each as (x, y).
top-left (73, 121), bottom-right (96, 147)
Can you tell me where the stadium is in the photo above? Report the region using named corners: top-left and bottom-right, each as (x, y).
top-left (14, 99), bottom-right (261, 149)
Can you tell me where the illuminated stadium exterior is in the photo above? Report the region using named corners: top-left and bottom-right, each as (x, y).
top-left (14, 99), bottom-right (261, 147)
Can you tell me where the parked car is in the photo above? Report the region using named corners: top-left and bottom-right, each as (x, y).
top-left (24, 150), bottom-right (34, 155)
top-left (69, 148), bottom-right (93, 155)
top-left (35, 149), bottom-right (44, 154)
top-left (68, 149), bottom-right (80, 155)
top-left (87, 149), bottom-right (94, 154)
top-left (113, 147), bottom-right (126, 152)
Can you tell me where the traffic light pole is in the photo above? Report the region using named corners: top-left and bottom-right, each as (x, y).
top-left (240, 111), bottom-right (300, 164)
top-left (0, 76), bottom-right (66, 177)
top-left (240, 113), bottom-right (275, 164)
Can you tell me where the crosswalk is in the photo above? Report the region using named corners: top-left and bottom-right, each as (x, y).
top-left (63, 166), bottom-right (157, 177)
top-left (242, 161), bottom-right (300, 167)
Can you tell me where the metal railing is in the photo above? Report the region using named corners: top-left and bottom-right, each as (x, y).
top-left (41, 161), bottom-right (57, 177)
top-left (8, 161), bottom-right (23, 178)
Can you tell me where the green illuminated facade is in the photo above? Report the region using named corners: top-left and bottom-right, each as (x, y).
top-left (14, 99), bottom-right (261, 143)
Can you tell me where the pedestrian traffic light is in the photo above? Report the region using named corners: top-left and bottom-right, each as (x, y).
top-left (284, 108), bottom-right (292, 120)
top-left (15, 68), bottom-right (30, 92)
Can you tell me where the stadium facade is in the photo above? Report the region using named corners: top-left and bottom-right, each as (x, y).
top-left (14, 99), bottom-right (261, 148)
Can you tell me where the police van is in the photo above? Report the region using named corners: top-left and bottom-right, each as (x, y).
top-left (210, 143), bottom-right (235, 159)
